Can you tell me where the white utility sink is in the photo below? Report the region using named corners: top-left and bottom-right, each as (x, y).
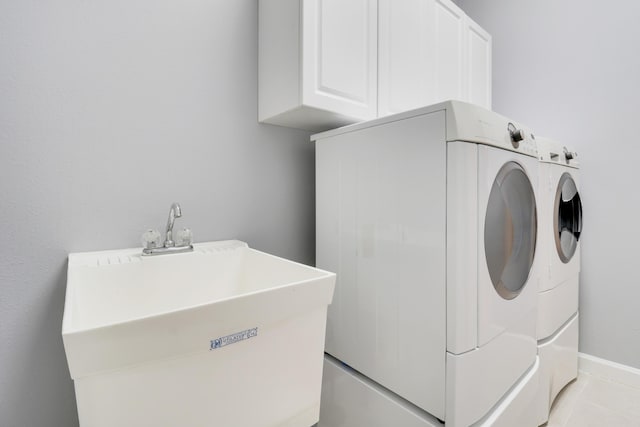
top-left (62, 240), bottom-right (335, 427)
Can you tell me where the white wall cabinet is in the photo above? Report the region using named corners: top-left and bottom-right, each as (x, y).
top-left (378, 0), bottom-right (491, 117)
top-left (259, 0), bottom-right (491, 132)
top-left (259, 0), bottom-right (378, 132)
top-left (465, 17), bottom-right (492, 109)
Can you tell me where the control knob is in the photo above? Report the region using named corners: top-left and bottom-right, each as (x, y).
top-left (563, 147), bottom-right (577, 160)
top-left (510, 128), bottom-right (525, 142)
top-left (507, 123), bottom-right (525, 147)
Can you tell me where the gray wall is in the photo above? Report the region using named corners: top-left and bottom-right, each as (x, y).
top-left (458, 0), bottom-right (640, 369)
top-left (0, 1), bottom-right (314, 425)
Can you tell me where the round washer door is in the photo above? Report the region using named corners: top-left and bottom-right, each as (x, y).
top-left (484, 161), bottom-right (537, 300)
top-left (554, 172), bottom-right (582, 263)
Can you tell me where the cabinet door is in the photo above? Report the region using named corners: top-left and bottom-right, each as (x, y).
top-left (465, 17), bottom-right (492, 109)
top-left (378, 0), bottom-right (467, 117)
top-left (432, 0), bottom-right (466, 103)
top-left (302, 0), bottom-right (377, 121)
top-left (378, 0), bottom-right (431, 116)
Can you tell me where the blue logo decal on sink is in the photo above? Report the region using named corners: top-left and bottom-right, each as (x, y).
top-left (210, 327), bottom-right (258, 350)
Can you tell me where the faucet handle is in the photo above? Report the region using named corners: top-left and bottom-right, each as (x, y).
top-left (141, 229), bottom-right (162, 249)
top-left (175, 228), bottom-right (193, 247)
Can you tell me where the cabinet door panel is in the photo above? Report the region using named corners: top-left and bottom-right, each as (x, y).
top-left (466, 18), bottom-right (492, 109)
top-left (434, 0), bottom-right (466, 102)
top-left (303, 0), bottom-right (377, 121)
top-left (379, 0), bottom-right (472, 117)
top-left (378, 0), bottom-right (432, 116)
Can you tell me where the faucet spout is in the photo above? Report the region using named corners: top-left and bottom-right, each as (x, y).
top-left (164, 202), bottom-right (182, 247)
top-left (141, 202), bottom-right (193, 256)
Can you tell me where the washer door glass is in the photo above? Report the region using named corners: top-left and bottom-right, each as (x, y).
top-left (555, 172), bottom-right (582, 263)
top-left (485, 162), bottom-right (537, 300)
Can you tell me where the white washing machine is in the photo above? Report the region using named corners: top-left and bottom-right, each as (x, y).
top-left (314, 101), bottom-right (540, 427)
top-left (535, 137), bottom-right (582, 425)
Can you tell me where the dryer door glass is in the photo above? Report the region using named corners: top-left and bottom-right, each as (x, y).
top-left (554, 172), bottom-right (582, 263)
top-left (485, 162), bottom-right (537, 300)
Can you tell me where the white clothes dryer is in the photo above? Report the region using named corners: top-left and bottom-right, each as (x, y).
top-left (536, 137), bottom-right (582, 339)
top-left (314, 101), bottom-right (540, 427)
top-left (535, 137), bottom-right (582, 425)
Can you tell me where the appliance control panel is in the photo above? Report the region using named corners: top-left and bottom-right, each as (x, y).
top-left (446, 101), bottom-right (538, 158)
top-left (536, 136), bottom-right (580, 168)
top-left (514, 131), bottom-right (538, 157)
top-left (313, 100), bottom-right (541, 159)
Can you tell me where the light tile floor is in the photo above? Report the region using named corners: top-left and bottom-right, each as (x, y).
top-left (546, 371), bottom-right (640, 427)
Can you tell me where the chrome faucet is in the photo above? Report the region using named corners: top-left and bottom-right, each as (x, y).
top-left (164, 202), bottom-right (182, 248)
top-left (142, 202), bottom-right (194, 256)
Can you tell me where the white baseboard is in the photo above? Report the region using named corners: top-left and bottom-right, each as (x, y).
top-left (578, 352), bottom-right (640, 389)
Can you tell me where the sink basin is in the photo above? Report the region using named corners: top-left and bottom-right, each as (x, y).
top-left (62, 240), bottom-right (335, 427)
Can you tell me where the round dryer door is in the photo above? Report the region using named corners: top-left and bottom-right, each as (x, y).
top-left (555, 172), bottom-right (582, 263)
top-left (484, 162), bottom-right (537, 300)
